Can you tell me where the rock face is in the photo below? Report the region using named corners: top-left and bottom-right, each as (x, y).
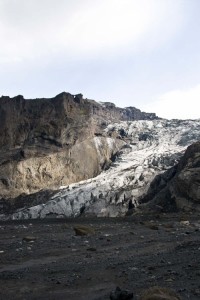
top-left (174, 141), bottom-right (200, 209)
top-left (143, 141), bottom-right (200, 212)
top-left (0, 92), bottom-right (156, 199)
top-left (4, 119), bottom-right (200, 220)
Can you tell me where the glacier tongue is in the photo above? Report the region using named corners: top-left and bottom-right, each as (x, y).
top-left (11, 119), bottom-right (200, 219)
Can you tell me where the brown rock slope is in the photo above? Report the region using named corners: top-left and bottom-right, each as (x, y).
top-left (0, 92), bottom-right (157, 199)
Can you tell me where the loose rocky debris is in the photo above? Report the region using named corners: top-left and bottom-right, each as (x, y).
top-left (0, 213), bottom-right (199, 300)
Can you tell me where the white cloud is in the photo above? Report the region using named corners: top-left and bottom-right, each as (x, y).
top-left (141, 84), bottom-right (200, 120)
top-left (0, 0), bottom-right (184, 64)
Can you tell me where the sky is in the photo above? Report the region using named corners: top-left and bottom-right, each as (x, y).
top-left (0, 0), bottom-right (200, 119)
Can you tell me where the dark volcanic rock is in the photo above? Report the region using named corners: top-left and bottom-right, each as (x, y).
top-left (0, 215), bottom-right (199, 300)
top-left (171, 141), bottom-right (200, 210)
top-left (142, 141), bottom-right (200, 212)
top-left (110, 286), bottom-right (134, 300)
top-left (0, 189), bottom-right (57, 215)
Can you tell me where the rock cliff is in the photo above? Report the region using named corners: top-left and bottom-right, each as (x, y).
top-left (142, 140), bottom-right (200, 212)
top-left (0, 92), bottom-right (157, 200)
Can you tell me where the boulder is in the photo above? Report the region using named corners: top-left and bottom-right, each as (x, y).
top-left (140, 286), bottom-right (181, 300)
top-left (73, 225), bottom-right (95, 236)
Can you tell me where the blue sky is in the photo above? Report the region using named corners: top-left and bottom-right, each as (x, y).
top-left (0, 0), bottom-right (200, 119)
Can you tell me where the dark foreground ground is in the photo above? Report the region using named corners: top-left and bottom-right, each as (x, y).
top-left (0, 212), bottom-right (200, 300)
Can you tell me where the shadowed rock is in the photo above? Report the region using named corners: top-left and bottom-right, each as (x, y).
top-left (141, 141), bottom-right (200, 212)
top-left (110, 286), bottom-right (133, 300)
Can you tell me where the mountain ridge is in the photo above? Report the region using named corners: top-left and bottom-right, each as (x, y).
top-left (0, 92), bottom-right (158, 200)
top-left (0, 92), bottom-right (199, 220)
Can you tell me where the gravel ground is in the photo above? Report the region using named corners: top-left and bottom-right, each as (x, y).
top-left (0, 212), bottom-right (200, 300)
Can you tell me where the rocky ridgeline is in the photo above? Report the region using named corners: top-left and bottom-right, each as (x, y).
top-left (3, 118), bottom-right (200, 220)
top-left (0, 92), bottom-right (157, 200)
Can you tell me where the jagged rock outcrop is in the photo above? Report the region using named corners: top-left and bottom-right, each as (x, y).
top-left (0, 136), bottom-right (123, 198)
top-left (174, 141), bottom-right (200, 209)
top-left (142, 141), bottom-right (200, 212)
top-left (0, 92), bottom-right (157, 199)
top-left (4, 119), bottom-right (200, 220)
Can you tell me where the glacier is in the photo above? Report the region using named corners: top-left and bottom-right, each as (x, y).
top-left (8, 119), bottom-right (200, 219)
